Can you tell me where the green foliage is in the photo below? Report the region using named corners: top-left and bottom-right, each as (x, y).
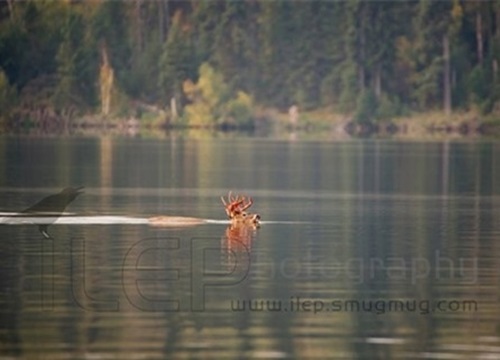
top-left (338, 64), bottom-right (359, 113)
top-left (210, 1), bottom-right (259, 93)
top-left (0, 2), bottom-right (98, 113)
top-left (468, 65), bottom-right (490, 103)
top-left (226, 91), bottom-right (254, 127)
top-left (353, 90), bottom-right (378, 124)
top-left (0, 69), bottom-right (16, 119)
top-left (377, 94), bottom-right (405, 120)
top-left (128, 34), bottom-right (162, 102)
top-left (91, 1), bottom-right (135, 104)
top-left (0, 1), bottom-right (65, 88)
top-left (1, 0), bottom-right (500, 125)
top-left (183, 63), bottom-right (253, 128)
top-left (183, 63), bottom-right (228, 127)
top-left (53, 10), bottom-right (96, 111)
top-left (353, 91), bottom-right (403, 123)
top-left (159, 11), bottom-right (197, 106)
top-left (408, 1), bottom-right (457, 110)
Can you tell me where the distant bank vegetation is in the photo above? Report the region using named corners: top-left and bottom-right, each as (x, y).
top-left (0, 1), bottom-right (500, 134)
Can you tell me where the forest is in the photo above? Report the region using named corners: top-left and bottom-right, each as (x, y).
top-left (0, 0), bottom-right (499, 129)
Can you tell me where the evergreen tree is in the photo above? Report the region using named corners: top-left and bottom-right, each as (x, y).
top-left (91, 2), bottom-right (132, 97)
top-left (53, 8), bottom-right (98, 111)
top-left (410, 0), bottom-right (455, 110)
top-left (0, 69), bottom-right (16, 119)
top-left (158, 10), bottom-right (197, 108)
top-left (0, 0), bottom-right (499, 122)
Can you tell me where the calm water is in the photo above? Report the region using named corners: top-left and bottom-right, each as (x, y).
top-left (1, 136), bottom-right (500, 359)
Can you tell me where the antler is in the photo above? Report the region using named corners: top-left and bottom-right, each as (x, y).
top-left (238, 196), bottom-right (253, 212)
top-left (221, 192), bottom-right (253, 219)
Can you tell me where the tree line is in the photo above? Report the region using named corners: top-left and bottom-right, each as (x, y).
top-left (0, 0), bottom-right (499, 127)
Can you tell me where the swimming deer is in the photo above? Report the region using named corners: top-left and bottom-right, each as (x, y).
top-left (220, 191), bottom-right (260, 226)
top-left (149, 192), bottom-right (260, 227)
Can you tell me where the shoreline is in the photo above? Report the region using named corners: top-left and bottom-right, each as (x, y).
top-left (2, 107), bottom-right (499, 139)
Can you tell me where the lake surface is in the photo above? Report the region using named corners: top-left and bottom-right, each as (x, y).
top-left (1, 136), bottom-right (500, 359)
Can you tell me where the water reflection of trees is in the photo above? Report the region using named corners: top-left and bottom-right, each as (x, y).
top-left (2, 139), bottom-right (500, 358)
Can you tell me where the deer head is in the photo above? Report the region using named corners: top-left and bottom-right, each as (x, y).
top-left (221, 191), bottom-right (260, 226)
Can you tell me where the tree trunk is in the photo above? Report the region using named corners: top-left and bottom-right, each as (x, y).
top-left (6, 0), bottom-right (14, 20)
top-left (493, 59), bottom-right (498, 82)
top-left (358, 15), bottom-right (366, 90)
top-left (170, 97), bottom-right (178, 121)
top-left (443, 34), bottom-right (452, 116)
top-left (374, 65), bottom-right (382, 98)
top-left (476, 11), bottom-right (483, 64)
top-left (135, 0), bottom-right (143, 53)
top-left (100, 43), bottom-right (114, 116)
top-left (496, 4), bottom-right (500, 82)
top-left (158, 0), bottom-right (169, 43)
top-left (497, 3), bottom-right (500, 39)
